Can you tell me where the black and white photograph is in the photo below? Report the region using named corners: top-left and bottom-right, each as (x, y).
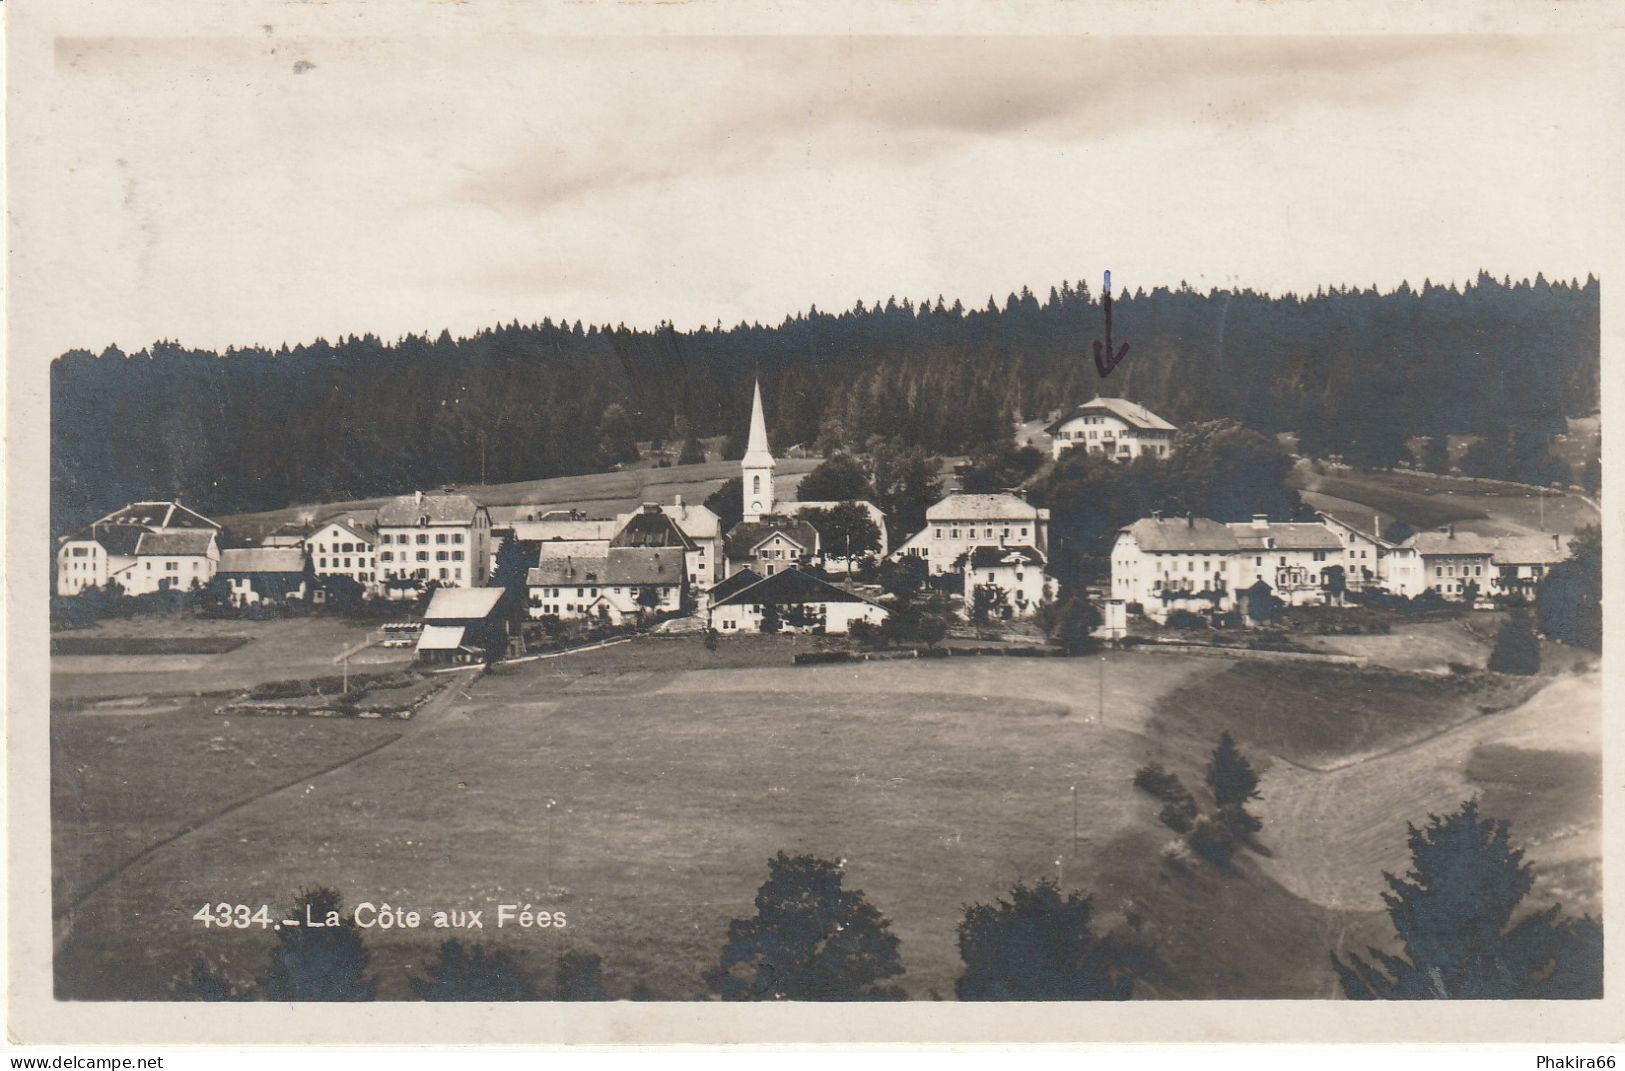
top-left (6, 0), bottom-right (1622, 1052)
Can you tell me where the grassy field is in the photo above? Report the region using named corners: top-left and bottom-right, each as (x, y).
top-left (51, 618), bottom-right (414, 702)
top-left (50, 623), bottom-right (1599, 1002)
top-left (1295, 465), bottom-right (1598, 539)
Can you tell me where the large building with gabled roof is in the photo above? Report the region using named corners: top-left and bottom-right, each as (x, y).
top-left (55, 500), bottom-right (222, 596)
top-left (1046, 396), bottom-right (1177, 461)
top-left (707, 567), bottom-right (888, 636)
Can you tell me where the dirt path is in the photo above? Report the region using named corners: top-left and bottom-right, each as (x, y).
top-left (1252, 671), bottom-right (1601, 912)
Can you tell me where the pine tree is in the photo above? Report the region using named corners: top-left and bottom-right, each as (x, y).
top-left (1205, 731), bottom-right (1263, 835)
top-left (1537, 526), bottom-right (1600, 652)
top-left (1487, 610), bottom-right (1541, 675)
top-left (555, 950), bottom-right (609, 1000)
top-left (705, 852), bottom-right (905, 1000)
top-left (1331, 800), bottom-right (1602, 999)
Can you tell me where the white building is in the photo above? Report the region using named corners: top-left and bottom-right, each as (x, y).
top-left (1406, 527), bottom-right (1497, 599)
top-left (375, 490), bottom-right (493, 589)
top-left (306, 517), bottom-right (379, 587)
top-left (124, 529), bottom-right (221, 595)
top-left (707, 567), bottom-right (888, 635)
top-left (1224, 516), bottom-right (1347, 607)
top-left (55, 500), bottom-right (219, 596)
top-left (1046, 397), bottom-right (1177, 461)
top-left (894, 493), bottom-right (1050, 575)
top-left (658, 497), bottom-right (724, 591)
top-left (612, 501), bottom-right (720, 594)
top-left (1316, 510), bottom-right (1424, 597)
top-left (1111, 516), bottom-right (1240, 621)
top-left (1110, 513), bottom-right (1344, 623)
top-left (507, 511), bottom-right (620, 561)
top-left (724, 516), bottom-right (820, 578)
top-left (526, 546), bottom-right (687, 623)
top-left (961, 545), bottom-right (1051, 619)
top-left (1490, 533), bottom-right (1572, 596)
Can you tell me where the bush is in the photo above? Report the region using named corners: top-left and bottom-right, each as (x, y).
top-left (956, 879), bottom-right (1136, 1000)
top-left (410, 940), bottom-right (537, 1000)
top-left (1488, 610), bottom-right (1541, 675)
top-left (555, 950), bottom-right (609, 1000)
top-left (1158, 802), bottom-right (1195, 833)
top-left (1132, 763), bottom-right (1180, 799)
top-left (1186, 815), bottom-right (1237, 866)
top-left (256, 888), bottom-right (375, 1001)
top-left (170, 958), bottom-right (247, 1001)
top-left (1164, 609), bottom-right (1208, 630)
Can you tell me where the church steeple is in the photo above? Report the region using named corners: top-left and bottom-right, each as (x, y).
top-left (742, 379), bottom-right (776, 522)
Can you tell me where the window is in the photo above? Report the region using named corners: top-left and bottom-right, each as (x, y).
top-left (381, 551), bottom-right (393, 562)
top-left (1255, 557), bottom-right (1262, 566)
top-left (436, 533), bottom-right (447, 545)
top-left (1021, 527), bottom-right (1029, 537)
top-left (452, 550), bottom-right (464, 561)
top-left (752, 475), bottom-right (761, 494)
top-left (439, 568), bottom-right (449, 580)
top-left (1436, 566), bottom-right (1443, 577)
top-left (343, 557), bottom-right (351, 567)
top-left (1313, 551), bottom-right (1327, 562)
top-left (435, 551), bottom-right (447, 562)
top-left (416, 533), bottom-right (429, 545)
top-left (453, 533), bottom-right (464, 544)
top-left (417, 551), bottom-right (429, 562)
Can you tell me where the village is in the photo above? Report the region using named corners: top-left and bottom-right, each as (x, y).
top-left (53, 384), bottom-right (1581, 664)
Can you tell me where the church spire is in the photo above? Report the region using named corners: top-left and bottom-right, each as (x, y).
top-left (741, 379), bottom-right (776, 522)
top-left (746, 378), bottom-right (771, 457)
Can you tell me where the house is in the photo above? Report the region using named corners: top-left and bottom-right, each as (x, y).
top-left (1406, 526), bottom-right (1497, 599)
top-left (1315, 510), bottom-right (1423, 596)
top-left (416, 586), bottom-right (509, 663)
top-left (1224, 516), bottom-right (1346, 607)
top-left (894, 493), bottom-right (1049, 575)
top-left (961, 545), bottom-right (1051, 619)
top-left (1490, 533), bottom-right (1571, 597)
top-left (122, 530), bottom-right (221, 595)
top-left (526, 547), bottom-right (687, 624)
top-left (652, 497), bottom-right (725, 592)
top-left (305, 517), bottom-right (379, 589)
top-left (1111, 515), bottom-right (1240, 622)
top-left (216, 547), bottom-right (310, 606)
top-left (1045, 397), bottom-right (1177, 461)
top-left (55, 500), bottom-right (219, 596)
top-left (724, 516), bottom-right (820, 578)
top-left (375, 490), bottom-right (493, 591)
top-left (707, 567), bottom-right (889, 636)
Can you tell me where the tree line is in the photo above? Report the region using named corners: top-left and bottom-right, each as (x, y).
top-left (51, 272), bottom-right (1597, 534)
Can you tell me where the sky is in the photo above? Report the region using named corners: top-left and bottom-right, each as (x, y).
top-left (9, 22), bottom-right (1610, 359)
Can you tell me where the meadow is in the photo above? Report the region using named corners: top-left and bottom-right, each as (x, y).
top-left (50, 625), bottom-right (1601, 1001)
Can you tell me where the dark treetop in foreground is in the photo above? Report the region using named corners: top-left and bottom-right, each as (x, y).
top-left (51, 272), bottom-right (1596, 532)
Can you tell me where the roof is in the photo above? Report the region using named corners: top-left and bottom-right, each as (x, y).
top-left (1045, 397), bottom-right (1177, 434)
top-left (1491, 534), bottom-right (1572, 566)
top-left (1406, 529), bottom-right (1497, 557)
top-left (311, 516), bottom-right (377, 542)
top-left (62, 525), bottom-right (145, 556)
top-left (1226, 521), bottom-right (1343, 551)
top-left (416, 624), bottom-right (468, 651)
top-left (528, 556), bottom-right (610, 586)
top-left (611, 508), bottom-right (698, 551)
top-left (218, 547), bottom-right (306, 574)
top-left (707, 568), bottom-right (764, 601)
top-left (925, 494), bottom-right (1042, 522)
top-left (711, 567), bottom-right (885, 610)
top-left (965, 544), bottom-right (1046, 569)
top-left (724, 516), bottom-right (819, 560)
top-left (91, 501), bottom-right (220, 531)
top-left (605, 547), bottom-right (686, 585)
top-left (662, 501), bottom-right (722, 540)
top-left (422, 586), bottom-right (505, 621)
top-left (1314, 509), bottom-right (1401, 548)
top-left (376, 492), bottom-right (486, 527)
top-left (508, 518), bottom-right (619, 543)
top-left (1119, 516), bottom-right (1238, 553)
top-left (134, 530), bottom-right (217, 556)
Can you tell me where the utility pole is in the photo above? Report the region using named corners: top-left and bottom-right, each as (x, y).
top-left (1071, 783), bottom-right (1078, 856)
top-left (1098, 655), bottom-right (1105, 726)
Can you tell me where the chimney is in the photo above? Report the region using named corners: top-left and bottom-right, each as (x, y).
top-left (674, 494), bottom-right (683, 508)
top-left (414, 490), bottom-right (424, 507)
top-left (643, 502), bottom-right (660, 513)
top-left (1187, 513), bottom-right (1195, 529)
top-left (1373, 516), bottom-right (1382, 541)
top-left (1251, 514), bottom-right (1269, 530)
top-left (1553, 533), bottom-right (1560, 549)
top-left (1151, 509), bottom-right (1162, 521)
top-left (1447, 524), bottom-right (1455, 538)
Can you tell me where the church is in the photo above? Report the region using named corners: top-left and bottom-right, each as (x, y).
top-left (720, 381), bottom-right (889, 578)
